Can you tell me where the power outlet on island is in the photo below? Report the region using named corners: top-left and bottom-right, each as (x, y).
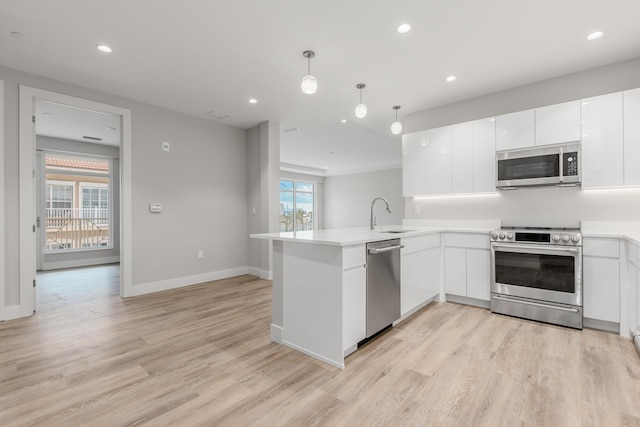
top-left (197, 250), bottom-right (204, 259)
top-left (414, 204), bottom-right (421, 215)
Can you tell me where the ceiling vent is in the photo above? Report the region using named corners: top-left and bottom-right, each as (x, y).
top-left (282, 128), bottom-right (300, 133)
top-left (82, 135), bottom-right (103, 141)
top-left (206, 110), bottom-right (231, 120)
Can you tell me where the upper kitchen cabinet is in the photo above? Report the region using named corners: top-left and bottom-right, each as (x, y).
top-left (581, 92), bottom-right (624, 189)
top-left (472, 118), bottom-right (496, 193)
top-left (535, 100), bottom-right (581, 146)
top-left (624, 88), bottom-right (640, 186)
top-left (402, 130), bottom-right (428, 196)
top-left (496, 109), bottom-right (534, 151)
top-left (425, 126), bottom-right (452, 194)
top-left (451, 122), bottom-right (473, 194)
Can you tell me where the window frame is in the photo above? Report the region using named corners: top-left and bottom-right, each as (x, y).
top-left (279, 179), bottom-right (316, 232)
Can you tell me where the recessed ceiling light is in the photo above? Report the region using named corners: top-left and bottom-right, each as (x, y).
top-left (587, 31), bottom-right (604, 41)
top-left (249, 98), bottom-right (258, 104)
top-left (107, 126), bottom-right (117, 131)
top-left (42, 112), bottom-right (51, 115)
top-left (96, 44), bottom-right (113, 53)
top-left (446, 75), bottom-right (457, 82)
top-left (11, 31), bottom-right (24, 39)
top-left (397, 24), bottom-right (411, 34)
top-left (340, 119), bottom-right (347, 123)
top-left (489, 118), bottom-right (496, 122)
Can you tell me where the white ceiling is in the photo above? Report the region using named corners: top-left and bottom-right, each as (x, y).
top-left (2, 0), bottom-right (640, 175)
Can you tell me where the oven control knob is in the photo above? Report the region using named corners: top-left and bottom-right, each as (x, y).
top-left (561, 235), bottom-right (570, 242)
top-left (499, 233), bottom-right (505, 240)
top-left (552, 234), bottom-right (560, 242)
top-left (571, 235), bottom-right (581, 243)
top-left (491, 232), bottom-right (498, 240)
top-left (506, 233), bottom-right (513, 240)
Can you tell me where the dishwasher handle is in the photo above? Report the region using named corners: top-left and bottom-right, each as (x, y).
top-left (368, 245), bottom-right (404, 254)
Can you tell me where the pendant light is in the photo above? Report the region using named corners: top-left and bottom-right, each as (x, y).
top-left (301, 50), bottom-right (318, 95)
top-left (390, 106), bottom-right (403, 134)
top-left (354, 83), bottom-right (367, 118)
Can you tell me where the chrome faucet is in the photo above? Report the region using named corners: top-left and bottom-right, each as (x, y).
top-left (370, 197), bottom-right (392, 230)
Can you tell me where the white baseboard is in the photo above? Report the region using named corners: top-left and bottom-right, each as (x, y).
top-left (270, 323), bottom-right (283, 343)
top-left (128, 266), bottom-right (250, 297)
top-left (4, 305), bottom-right (33, 321)
top-left (41, 256), bottom-right (120, 271)
top-left (248, 267), bottom-right (272, 280)
top-left (282, 339), bottom-right (345, 369)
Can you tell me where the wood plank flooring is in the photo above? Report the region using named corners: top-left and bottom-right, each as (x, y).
top-left (2, 265), bottom-right (640, 426)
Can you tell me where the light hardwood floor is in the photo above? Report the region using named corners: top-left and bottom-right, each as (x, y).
top-left (2, 266), bottom-right (640, 426)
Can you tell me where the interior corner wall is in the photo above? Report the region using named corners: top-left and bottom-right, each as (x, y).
top-left (1, 65), bottom-right (249, 308)
top-left (248, 120), bottom-right (280, 279)
top-left (323, 168), bottom-right (404, 229)
top-left (37, 136), bottom-right (121, 270)
top-left (402, 57), bottom-right (640, 226)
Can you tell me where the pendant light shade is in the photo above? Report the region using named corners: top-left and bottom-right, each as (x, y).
top-left (354, 83), bottom-right (367, 118)
top-left (390, 106), bottom-right (403, 134)
top-left (301, 51), bottom-right (317, 94)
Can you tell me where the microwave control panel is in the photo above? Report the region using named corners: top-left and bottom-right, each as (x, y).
top-left (563, 151), bottom-right (578, 176)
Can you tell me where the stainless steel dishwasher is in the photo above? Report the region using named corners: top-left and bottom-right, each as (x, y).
top-left (366, 239), bottom-right (402, 338)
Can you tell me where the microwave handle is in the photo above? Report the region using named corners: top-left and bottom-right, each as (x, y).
top-left (559, 146), bottom-right (564, 183)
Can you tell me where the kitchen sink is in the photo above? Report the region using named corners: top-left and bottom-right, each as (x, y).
top-left (378, 229), bottom-right (416, 234)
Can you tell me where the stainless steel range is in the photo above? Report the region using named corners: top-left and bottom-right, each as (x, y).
top-left (490, 226), bottom-right (583, 329)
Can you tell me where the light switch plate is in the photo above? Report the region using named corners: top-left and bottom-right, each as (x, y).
top-left (414, 204), bottom-right (421, 214)
top-left (149, 203), bottom-right (163, 213)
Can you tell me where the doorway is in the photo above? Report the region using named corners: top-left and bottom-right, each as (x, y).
top-left (17, 86), bottom-right (132, 318)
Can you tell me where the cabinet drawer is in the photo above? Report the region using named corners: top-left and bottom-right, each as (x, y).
top-left (583, 238), bottom-right (619, 258)
top-left (343, 245), bottom-right (366, 270)
top-left (444, 232), bottom-right (489, 249)
top-left (402, 234), bottom-right (439, 254)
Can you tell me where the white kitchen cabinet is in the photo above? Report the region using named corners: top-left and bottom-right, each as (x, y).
top-left (444, 247), bottom-right (467, 296)
top-left (451, 122), bottom-right (473, 194)
top-left (342, 266), bottom-right (366, 351)
top-left (425, 126), bottom-right (452, 194)
top-left (472, 117), bottom-right (496, 193)
top-left (583, 237), bottom-right (620, 324)
top-left (444, 233), bottom-right (490, 301)
top-left (581, 92), bottom-right (624, 189)
top-left (466, 249), bottom-right (490, 301)
top-left (401, 234), bottom-right (440, 316)
top-left (535, 100), bottom-right (581, 146)
top-left (624, 88), bottom-right (640, 186)
top-left (496, 109), bottom-right (535, 151)
top-left (402, 130), bottom-right (428, 196)
top-left (342, 245), bottom-right (366, 352)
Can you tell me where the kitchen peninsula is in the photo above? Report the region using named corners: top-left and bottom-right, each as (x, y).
top-left (251, 225), bottom-right (490, 368)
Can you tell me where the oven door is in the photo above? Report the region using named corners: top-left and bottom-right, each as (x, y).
top-left (491, 242), bottom-right (582, 307)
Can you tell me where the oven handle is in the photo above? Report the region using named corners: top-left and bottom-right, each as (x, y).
top-left (493, 295), bottom-right (580, 313)
top-left (491, 243), bottom-right (580, 254)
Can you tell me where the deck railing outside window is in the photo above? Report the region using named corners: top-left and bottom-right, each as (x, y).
top-left (45, 207), bottom-right (110, 251)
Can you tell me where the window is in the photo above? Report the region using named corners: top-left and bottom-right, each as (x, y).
top-left (280, 180), bottom-right (315, 232)
top-left (44, 152), bottom-right (112, 252)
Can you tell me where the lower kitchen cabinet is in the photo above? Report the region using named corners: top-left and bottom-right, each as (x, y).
top-left (342, 245), bottom-right (366, 352)
top-left (583, 237), bottom-right (620, 324)
top-left (444, 233), bottom-right (490, 301)
top-left (401, 234), bottom-right (440, 316)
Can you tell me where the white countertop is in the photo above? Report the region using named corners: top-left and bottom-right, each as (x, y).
top-left (250, 225), bottom-right (491, 246)
top-left (581, 221), bottom-right (640, 245)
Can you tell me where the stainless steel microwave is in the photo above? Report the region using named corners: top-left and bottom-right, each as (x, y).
top-left (496, 142), bottom-right (581, 189)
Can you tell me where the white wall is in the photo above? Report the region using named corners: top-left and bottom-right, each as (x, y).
top-left (403, 57), bottom-right (640, 226)
top-left (324, 168), bottom-right (404, 229)
top-left (2, 65), bottom-right (249, 309)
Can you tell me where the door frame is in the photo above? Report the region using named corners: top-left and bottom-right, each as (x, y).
top-left (0, 79), bottom-right (5, 320)
top-left (15, 86), bottom-right (132, 319)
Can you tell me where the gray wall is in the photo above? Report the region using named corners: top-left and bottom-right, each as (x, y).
top-left (36, 135), bottom-right (120, 269)
top-left (403, 57), bottom-right (640, 226)
top-left (324, 168), bottom-right (404, 229)
top-left (2, 65), bottom-right (249, 307)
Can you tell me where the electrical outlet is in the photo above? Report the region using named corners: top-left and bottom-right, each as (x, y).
top-left (414, 204), bottom-right (421, 215)
top-left (197, 250), bottom-right (204, 259)
top-left (161, 141), bottom-right (170, 152)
